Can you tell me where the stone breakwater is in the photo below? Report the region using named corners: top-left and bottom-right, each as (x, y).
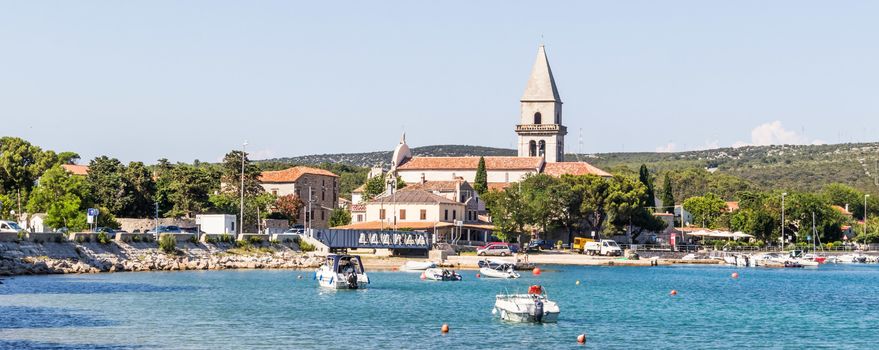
top-left (0, 241), bottom-right (322, 276)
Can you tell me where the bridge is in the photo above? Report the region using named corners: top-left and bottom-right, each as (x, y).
top-left (308, 229), bottom-right (432, 251)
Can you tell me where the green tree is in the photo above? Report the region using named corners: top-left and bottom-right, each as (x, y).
top-left (165, 165), bottom-right (215, 218)
top-left (519, 174), bottom-right (566, 238)
top-left (483, 188), bottom-right (528, 242)
top-left (86, 156), bottom-right (131, 215)
top-left (122, 161), bottom-right (156, 217)
top-left (658, 173), bottom-right (675, 214)
top-left (474, 156), bottom-right (488, 195)
top-left (606, 174), bottom-right (663, 240)
top-left (329, 207), bottom-right (352, 227)
top-left (570, 174), bottom-right (612, 232)
top-left (220, 150), bottom-right (263, 197)
top-left (0, 137), bottom-right (64, 212)
top-left (26, 166), bottom-right (89, 231)
top-left (638, 164), bottom-right (655, 209)
top-left (362, 175), bottom-right (385, 201)
top-left (682, 193), bottom-right (727, 228)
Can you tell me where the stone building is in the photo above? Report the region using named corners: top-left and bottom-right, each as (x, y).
top-left (258, 166), bottom-right (339, 229)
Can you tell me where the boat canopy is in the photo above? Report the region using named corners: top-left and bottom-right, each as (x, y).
top-left (326, 254), bottom-right (365, 274)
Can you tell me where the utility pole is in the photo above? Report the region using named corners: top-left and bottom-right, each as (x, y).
top-left (308, 186), bottom-right (313, 232)
top-left (781, 192), bottom-right (787, 251)
top-left (865, 194), bottom-right (870, 246)
top-left (240, 141), bottom-right (247, 235)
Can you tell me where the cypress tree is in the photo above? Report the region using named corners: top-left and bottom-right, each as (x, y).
top-left (638, 164), bottom-right (655, 208)
top-left (660, 173), bottom-right (675, 213)
top-left (474, 156), bottom-right (488, 195)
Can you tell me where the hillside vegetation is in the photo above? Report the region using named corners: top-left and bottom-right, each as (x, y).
top-left (264, 142), bottom-right (879, 196)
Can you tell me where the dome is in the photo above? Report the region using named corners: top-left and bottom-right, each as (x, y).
top-left (391, 133), bottom-right (412, 170)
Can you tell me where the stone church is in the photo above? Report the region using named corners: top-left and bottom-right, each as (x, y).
top-left (390, 45), bottom-right (610, 188)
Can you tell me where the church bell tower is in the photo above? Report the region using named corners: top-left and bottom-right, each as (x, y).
top-left (516, 45), bottom-right (566, 163)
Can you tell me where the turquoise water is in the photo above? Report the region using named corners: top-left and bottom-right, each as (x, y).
top-left (1, 264), bottom-right (878, 349)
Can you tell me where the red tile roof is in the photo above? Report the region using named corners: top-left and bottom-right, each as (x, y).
top-left (832, 205), bottom-right (853, 216)
top-left (403, 179), bottom-right (470, 192)
top-left (725, 201), bottom-right (739, 212)
top-left (541, 162), bottom-right (611, 177)
top-left (61, 164), bottom-right (89, 176)
top-left (487, 182), bottom-right (513, 191)
top-left (397, 156), bottom-right (543, 171)
top-left (258, 166), bottom-right (338, 183)
top-left (368, 190), bottom-right (462, 205)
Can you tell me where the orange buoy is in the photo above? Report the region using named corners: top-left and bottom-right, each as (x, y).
top-left (441, 323), bottom-right (449, 333)
top-left (532, 267), bottom-right (541, 275)
top-left (670, 289), bottom-right (678, 296)
top-left (476, 273), bottom-right (481, 278)
top-left (731, 272), bottom-right (739, 279)
top-left (577, 334), bottom-right (586, 344)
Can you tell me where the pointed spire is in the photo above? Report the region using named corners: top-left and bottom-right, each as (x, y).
top-left (521, 45), bottom-right (561, 102)
top-left (400, 132), bottom-right (406, 144)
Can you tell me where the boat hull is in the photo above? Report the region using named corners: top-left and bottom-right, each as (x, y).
top-left (494, 294), bottom-right (560, 323)
top-left (479, 267), bottom-right (520, 279)
top-left (315, 270), bottom-right (369, 289)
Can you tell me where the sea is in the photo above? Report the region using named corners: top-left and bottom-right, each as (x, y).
top-left (1, 264), bottom-right (878, 349)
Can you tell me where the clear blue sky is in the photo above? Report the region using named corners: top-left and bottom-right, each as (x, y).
top-left (2, 1), bottom-right (877, 164)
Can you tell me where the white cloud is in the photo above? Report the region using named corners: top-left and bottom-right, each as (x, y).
top-left (734, 121), bottom-right (822, 147)
top-left (248, 148), bottom-right (277, 160)
top-left (655, 143), bottom-right (677, 153)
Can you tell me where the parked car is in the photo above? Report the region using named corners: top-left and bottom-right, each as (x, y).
top-left (94, 227), bottom-right (117, 235)
top-left (147, 225), bottom-right (182, 234)
top-left (477, 242), bottom-right (512, 256)
top-left (527, 239), bottom-right (554, 251)
top-left (0, 220), bottom-right (23, 233)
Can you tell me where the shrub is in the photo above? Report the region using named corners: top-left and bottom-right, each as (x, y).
top-left (189, 235), bottom-right (198, 244)
top-left (248, 236), bottom-right (263, 245)
top-left (235, 240), bottom-right (250, 249)
top-left (269, 239), bottom-right (280, 245)
top-left (206, 236), bottom-right (219, 244)
top-left (159, 234), bottom-right (177, 254)
top-left (132, 235), bottom-right (142, 242)
top-left (97, 232), bottom-right (112, 245)
top-left (54, 235), bottom-right (64, 243)
top-left (299, 240), bottom-right (315, 252)
top-left (219, 234), bottom-right (233, 243)
top-left (75, 236), bottom-right (84, 244)
top-left (17, 230), bottom-right (27, 241)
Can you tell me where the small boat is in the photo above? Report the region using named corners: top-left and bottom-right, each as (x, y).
top-left (399, 260), bottom-right (436, 271)
top-left (315, 254), bottom-right (369, 289)
top-left (493, 285), bottom-right (560, 323)
top-left (422, 268), bottom-right (462, 281)
top-left (479, 263), bottom-right (520, 279)
top-left (478, 259), bottom-right (512, 269)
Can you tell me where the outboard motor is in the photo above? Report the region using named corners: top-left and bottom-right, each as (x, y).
top-left (345, 271), bottom-right (359, 289)
top-left (532, 299), bottom-right (544, 323)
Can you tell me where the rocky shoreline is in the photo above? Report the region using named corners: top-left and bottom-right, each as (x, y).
top-left (0, 241), bottom-right (322, 276)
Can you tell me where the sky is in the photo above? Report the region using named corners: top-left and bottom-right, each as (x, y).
top-left (1, 1), bottom-right (878, 164)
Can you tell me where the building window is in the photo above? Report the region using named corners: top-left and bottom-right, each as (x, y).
top-left (322, 190), bottom-right (325, 201)
top-left (538, 140), bottom-right (546, 157)
top-left (380, 209), bottom-right (386, 220)
top-left (534, 112), bottom-right (542, 124)
top-left (444, 210), bottom-right (449, 221)
top-left (357, 214), bottom-right (363, 222)
top-left (452, 210), bottom-right (456, 220)
top-left (271, 189), bottom-right (278, 196)
top-left (529, 140), bottom-right (536, 157)
top-left (399, 209), bottom-right (406, 220)
top-left (321, 210), bottom-right (325, 220)
top-left (420, 209), bottom-right (427, 220)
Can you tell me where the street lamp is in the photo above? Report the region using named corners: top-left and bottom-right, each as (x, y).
top-left (781, 192), bottom-right (788, 251)
top-left (240, 141), bottom-right (247, 235)
top-left (865, 194), bottom-right (870, 241)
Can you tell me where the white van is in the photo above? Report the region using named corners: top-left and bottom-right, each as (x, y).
top-left (584, 239), bottom-right (622, 256)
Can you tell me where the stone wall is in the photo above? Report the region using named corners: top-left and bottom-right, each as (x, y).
top-left (116, 218), bottom-right (196, 233)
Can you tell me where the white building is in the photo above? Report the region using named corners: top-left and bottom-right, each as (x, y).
top-left (196, 214), bottom-right (237, 234)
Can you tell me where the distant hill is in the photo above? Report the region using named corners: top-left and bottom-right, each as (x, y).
top-left (262, 142), bottom-right (879, 194)
top-left (264, 145), bottom-right (516, 168)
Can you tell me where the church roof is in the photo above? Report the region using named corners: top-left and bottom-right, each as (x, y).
top-left (258, 166), bottom-right (338, 183)
top-left (396, 156), bottom-right (543, 171)
top-left (368, 189), bottom-right (462, 205)
top-left (541, 162), bottom-right (612, 177)
top-left (521, 45), bottom-right (561, 102)
top-left (402, 180), bottom-right (471, 192)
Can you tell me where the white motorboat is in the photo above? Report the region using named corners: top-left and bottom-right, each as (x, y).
top-left (837, 254), bottom-right (868, 264)
top-left (399, 260), bottom-right (436, 271)
top-left (479, 263), bottom-right (520, 279)
top-left (493, 285), bottom-right (560, 323)
top-left (422, 268), bottom-right (462, 281)
top-left (315, 254), bottom-right (369, 289)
